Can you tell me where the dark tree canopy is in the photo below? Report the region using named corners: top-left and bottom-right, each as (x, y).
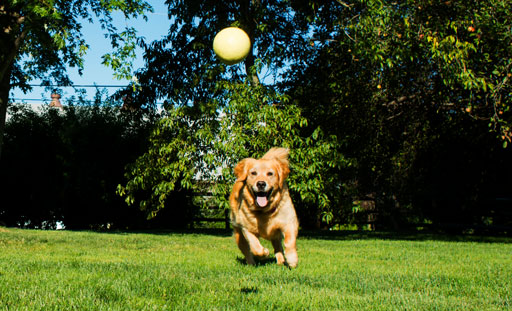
top-left (119, 0), bottom-right (512, 230)
top-left (2, 0), bottom-right (511, 231)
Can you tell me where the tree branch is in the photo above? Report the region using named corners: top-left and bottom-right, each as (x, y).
top-left (0, 27), bottom-right (27, 82)
top-left (0, 6), bottom-right (28, 82)
top-left (334, 0), bottom-right (352, 8)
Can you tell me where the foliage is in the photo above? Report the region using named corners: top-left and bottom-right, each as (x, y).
top-left (1, 229), bottom-right (511, 310)
top-left (4, 0), bottom-right (510, 230)
top-left (283, 0), bottom-right (512, 228)
top-left (118, 0), bottom-right (355, 227)
top-left (0, 101), bottom-right (156, 229)
top-left (118, 0), bottom-right (512, 229)
top-left (129, 0), bottom-right (320, 106)
top-left (2, 0), bottom-right (151, 87)
top-left (118, 81), bottom-right (349, 226)
top-left (348, 1), bottom-right (512, 144)
top-left (0, 0), bottom-right (153, 158)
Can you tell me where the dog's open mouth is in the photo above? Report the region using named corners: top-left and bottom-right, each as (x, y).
top-left (255, 190), bottom-right (272, 208)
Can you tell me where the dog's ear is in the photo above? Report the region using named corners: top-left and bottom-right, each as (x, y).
top-left (230, 158), bottom-right (251, 213)
top-left (276, 159), bottom-right (290, 189)
top-left (234, 158), bottom-right (251, 181)
top-left (229, 179), bottom-right (245, 213)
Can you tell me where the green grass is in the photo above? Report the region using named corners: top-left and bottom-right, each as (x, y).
top-left (0, 228), bottom-right (511, 310)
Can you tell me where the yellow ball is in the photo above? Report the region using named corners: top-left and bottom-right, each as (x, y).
top-left (213, 27), bottom-right (251, 65)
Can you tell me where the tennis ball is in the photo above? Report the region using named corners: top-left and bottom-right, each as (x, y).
top-left (213, 27), bottom-right (251, 65)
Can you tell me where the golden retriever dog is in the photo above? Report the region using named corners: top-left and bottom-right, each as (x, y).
top-left (229, 147), bottom-right (299, 268)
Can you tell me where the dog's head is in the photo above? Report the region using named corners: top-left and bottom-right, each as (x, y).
top-left (234, 148), bottom-right (290, 209)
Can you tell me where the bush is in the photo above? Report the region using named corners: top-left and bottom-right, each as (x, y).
top-left (0, 103), bottom-right (156, 229)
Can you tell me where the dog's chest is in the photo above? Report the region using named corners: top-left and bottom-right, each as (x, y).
top-left (241, 211), bottom-right (281, 240)
top-left (257, 217), bottom-right (282, 239)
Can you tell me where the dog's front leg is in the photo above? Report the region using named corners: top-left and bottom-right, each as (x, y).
top-left (271, 236), bottom-right (285, 265)
top-left (241, 228), bottom-right (269, 260)
top-left (234, 227), bottom-right (255, 265)
top-left (283, 226), bottom-right (298, 268)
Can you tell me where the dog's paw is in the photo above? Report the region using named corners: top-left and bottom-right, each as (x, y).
top-left (285, 252), bottom-right (298, 268)
top-left (253, 247), bottom-right (270, 258)
top-left (259, 247), bottom-right (269, 257)
top-left (287, 260), bottom-right (298, 268)
top-left (275, 253), bottom-right (285, 265)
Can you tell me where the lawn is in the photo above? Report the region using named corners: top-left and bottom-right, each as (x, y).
top-left (0, 228), bottom-right (510, 310)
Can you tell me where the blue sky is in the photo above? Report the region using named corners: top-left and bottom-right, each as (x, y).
top-left (10, 1), bottom-right (171, 105)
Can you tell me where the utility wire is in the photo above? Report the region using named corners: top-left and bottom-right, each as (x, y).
top-left (9, 98), bottom-right (111, 102)
top-left (26, 84), bottom-right (129, 88)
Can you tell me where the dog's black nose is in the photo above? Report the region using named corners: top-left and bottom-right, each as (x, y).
top-left (257, 181), bottom-right (266, 190)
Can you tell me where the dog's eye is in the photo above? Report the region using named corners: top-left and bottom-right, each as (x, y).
top-left (267, 172), bottom-right (274, 176)
top-left (251, 171), bottom-right (257, 176)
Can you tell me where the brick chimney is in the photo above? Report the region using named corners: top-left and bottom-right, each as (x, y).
top-left (49, 93), bottom-right (63, 109)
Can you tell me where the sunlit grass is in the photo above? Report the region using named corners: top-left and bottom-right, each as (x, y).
top-left (0, 228), bottom-right (510, 310)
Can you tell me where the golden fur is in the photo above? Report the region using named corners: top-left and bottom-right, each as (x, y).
top-left (229, 147), bottom-right (299, 267)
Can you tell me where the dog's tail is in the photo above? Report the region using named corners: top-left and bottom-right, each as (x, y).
top-left (261, 147), bottom-right (289, 163)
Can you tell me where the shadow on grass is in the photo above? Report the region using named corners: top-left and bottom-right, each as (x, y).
top-left (236, 256), bottom-right (277, 267)
top-left (97, 228), bottom-right (233, 237)
top-left (299, 230), bottom-right (512, 244)
top-left (69, 227), bottom-right (511, 244)
top-left (235, 256), bottom-right (297, 269)
top-left (240, 286), bottom-right (259, 294)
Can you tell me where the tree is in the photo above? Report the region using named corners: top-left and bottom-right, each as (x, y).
top-left (0, 0), bottom-right (152, 159)
top-left (285, 0), bottom-right (512, 228)
top-left (120, 0), bottom-right (512, 230)
top-left (115, 0), bottom-right (351, 227)
top-left (126, 0), bottom-right (328, 107)
top-left (118, 81), bottom-right (348, 227)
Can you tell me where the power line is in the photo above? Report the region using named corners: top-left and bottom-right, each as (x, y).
top-left (10, 98), bottom-right (109, 102)
top-left (26, 84), bottom-right (129, 88)
top-left (10, 98), bottom-right (47, 102)
top-left (9, 98), bottom-right (115, 103)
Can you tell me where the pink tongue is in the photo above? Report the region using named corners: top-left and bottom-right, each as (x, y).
top-left (256, 196), bottom-right (268, 207)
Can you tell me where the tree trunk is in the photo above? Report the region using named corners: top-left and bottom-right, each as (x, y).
top-left (0, 63), bottom-right (11, 160)
top-left (0, 5), bottom-right (27, 160)
top-left (241, 0), bottom-right (260, 86)
top-left (244, 48), bottom-right (260, 86)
